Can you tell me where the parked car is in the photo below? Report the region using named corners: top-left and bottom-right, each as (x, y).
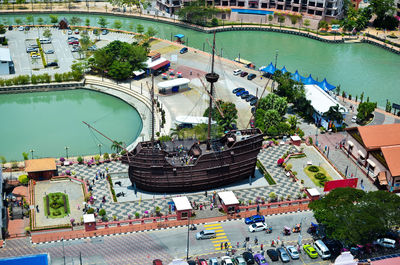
top-left (286, 245), bottom-right (300, 259)
top-left (233, 256), bottom-right (246, 265)
top-left (314, 240), bottom-right (331, 259)
top-left (196, 230), bottom-right (216, 240)
top-left (253, 253), bottom-right (268, 265)
top-left (277, 247), bottom-right (290, 263)
top-left (68, 40), bottom-right (79, 45)
top-left (221, 256), bottom-right (233, 265)
top-left (246, 95), bottom-right (256, 102)
top-left (266, 249), bottom-right (279, 261)
top-left (46, 62), bottom-right (58, 67)
top-left (26, 47), bottom-right (38, 53)
top-left (242, 94), bottom-right (251, 100)
top-left (245, 215), bottom-right (265, 225)
top-left (45, 50), bottom-right (54, 54)
top-left (242, 252), bottom-right (255, 264)
top-left (39, 38), bottom-right (51, 44)
top-left (93, 29), bottom-right (99, 34)
top-left (67, 29), bottom-right (73, 35)
top-left (74, 29), bottom-right (80, 34)
top-left (232, 87), bottom-right (245, 94)
top-left (251, 107), bottom-right (256, 114)
top-left (8, 25), bottom-right (13, 31)
top-left (249, 222), bottom-right (268, 232)
top-left (303, 244), bottom-right (318, 259)
top-left (375, 238), bottom-right (396, 248)
top-left (180, 47), bottom-right (188, 54)
top-left (250, 98), bottom-right (258, 106)
top-left (187, 260), bottom-right (196, 265)
top-left (240, 71), bottom-right (249, 77)
top-left (240, 91), bottom-right (250, 99)
top-left (102, 29), bottom-right (109, 35)
top-left (247, 73), bottom-right (257, 80)
top-left (209, 257), bottom-right (219, 265)
top-left (233, 69), bottom-right (242, 76)
top-left (351, 116), bottom-right (357, 123)
top-left (18, 26), bottom-right (24, 31)
top-left (24, 26), bottom-right (30, 31)
top-left (28, 44), bottom-right (39, 49)
top-left (197, 259), bottom-right (208, 265)
top-left (322, 238), bottom-right (343, 258)
top-left (30, 51), bottom-right (39, 57)
top-left (31, 55), bottom-right (41, 59)
top-left (236, 90), bottom-right (247, 97)
top-left (152, 259), bottom-right (163, 265)
top-left (68, 36), bottom-right (78, 41)
top-left (72, 46), bottom-right (81, 52)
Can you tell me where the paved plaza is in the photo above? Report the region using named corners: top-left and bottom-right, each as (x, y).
top-left (34, 180), bottom-right (84, 227)
top-left (54, 144), bottom-right (314, 221)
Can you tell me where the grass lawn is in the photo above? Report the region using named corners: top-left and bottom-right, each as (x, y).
top-left (304, 165), bottom-right (333, 187)
top-left (43, 192), bottom-right (70, 219)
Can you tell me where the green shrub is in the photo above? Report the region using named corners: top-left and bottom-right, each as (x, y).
top-left (77, 156), bottom-right (83, 164)
top-left (54, 73), bottom-right (63, 82)
top-left (315, 172), bottom-right (326, 179)
top-left (285, 164), bottom-right (293, 171)
top-left (87, 208), bottom-right (95, 214)
top-left (103, 152), bottom-right (109, 160)
top-left (308, 166), bottom-right (319, 172)
top-left (18, 174), bottom-right (29, 184)
top-left (99, 209), bottom-right (106, 216)
top-left (319, 179), bottom-right (327, 186)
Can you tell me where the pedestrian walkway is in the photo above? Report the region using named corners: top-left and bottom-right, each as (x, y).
top-left (204, 223), bottom-right (231, 251)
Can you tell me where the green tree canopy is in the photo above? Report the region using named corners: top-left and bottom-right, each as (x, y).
top-left (258, 93), bottom-right (288, 116)
top-left (255, 109), bottom-right (282, 134)
top-left (357, 101), bottom-right (376, 122)
top-left (309, 188), bottom-right (400, 245)
top-left (203, 100), bottom-right (238, 131)
top-left (49, 15), bottom-right (58, 25)
top-left (177, 0), bottom-right (219, 26)
top-left (98, 17), bottom-right (109, 28)
top-left (273, 71), bottom-right (305, 103)
top-left (324, 104), bottom-right (345, 124)
top-left (109, 61), bottom-right (132, 80)
top-left (369, 0), bottom-right (395, 20)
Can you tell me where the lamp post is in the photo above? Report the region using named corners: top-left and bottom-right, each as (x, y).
top-left (271, 49), bottom-right (279, 91)
top-left (186, 215), bottom-right (190, 260)
top-left (65, 146), bottom-right (69, 159)
top-left (98, 144), bottom-right (102, 156)
top-left (315, 127), bottom-right (319, 147)
top-left (62, 237), bottom-right (66, 265)
top-left (30, 149), bottom-right (34, 159)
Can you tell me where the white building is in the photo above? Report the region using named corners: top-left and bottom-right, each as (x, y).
top-left (0, 48), bottom-right (13, 75)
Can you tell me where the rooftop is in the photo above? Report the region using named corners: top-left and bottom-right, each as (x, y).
top-left (83, 214), bottom-right (95, 223)
top-left (25, 158), bottom-right (56, 173)
top-left (358, 123), bottom-right (400, 149)
top-left (381, 146), bottom-right (400, 176)
top-left (218, 191), bottom-right (239, 205)
top-left (172, 196), bottom-right (192, 211)
top-left (304, 84), bottom-right (347, 115)
top-left (0, 48), bottom-right (12, 62)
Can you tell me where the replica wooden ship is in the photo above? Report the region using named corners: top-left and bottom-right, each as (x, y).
top-left (85, 32), bottom-right (264, 193)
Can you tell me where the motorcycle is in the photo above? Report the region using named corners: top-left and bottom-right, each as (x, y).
top-left (265, 227), bottom-right (272, 234)
top-left (283, 226), bottom-right (291, 236)
top-left (189, 224), bottom-right (197, 231)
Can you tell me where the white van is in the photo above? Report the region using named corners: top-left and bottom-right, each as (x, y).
top-left (39, 38), bottom-right (51, 44)
top-left (196, 230), bottom-right (216, 240)
top-left (314, 240), bottom-right (331, 259)
top-left (376, 238), bottom-right (396, 248)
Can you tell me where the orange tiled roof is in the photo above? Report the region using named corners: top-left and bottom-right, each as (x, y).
top-left (381, 146), bottom-right (400, 177)
top-left (357, 124), bottom-right (400, 149)
top-left (25, 158), bottom-right (56, 172)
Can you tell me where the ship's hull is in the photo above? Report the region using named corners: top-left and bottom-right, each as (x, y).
top-left (122, 130), bottom-right (264, 193)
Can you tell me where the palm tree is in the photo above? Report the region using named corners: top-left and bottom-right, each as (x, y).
top-left (287, 115), bottom-right (299, 130)
top-left (170, 124), bottom-right (184, 139)
top-left (324, 104), bottom-right (345, 124)
top-left (111, 141), bottom-right (124, 153)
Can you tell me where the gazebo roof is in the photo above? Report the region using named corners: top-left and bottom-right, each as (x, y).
top-left (218, 191), bottom-right (239, 205)
top-left (25, 158), bottom-right (56, 173)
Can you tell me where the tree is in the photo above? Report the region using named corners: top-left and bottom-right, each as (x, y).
top-left (49, 15), bottom-right (58, 25)
top-left (80, 31), bottom-right (91, 51)
top-left (136, 24), bottom-right (144, 34)
top-left (287, 115), bottom-right (299, 130)
top-left (98, 17), bottom-right (108, 28)
top-left (255, 109), bottom-right (282, 134)
top-left (357, 102), bottom-right (376, 122)
top-left (70, 16), bottom-right (82, 26)
top-left (0, 25), bottom-right (6, 35)
top-left (18, 174), bottom-right (29, 184)
top-left (15, 18), bottom-right (22, 25)
top-left (43, 29), bottom-right (52, 39)
top-left (85, 18), bottom-right (90, 27)
top-left (177, 0), bottom-right (219, 26)
top-left (37, 17), bottom-right (44, 25)
top-left (278, 15), bottom-right (285, 28)
top-left (113, 20), bottom-right (123, 30)
top-left (290, 15), bottom-right (297, 26)
top-left (108, 61), bottom-right (132, 80)
top-left (26, 15), bottom-right (34, 25)
top-left (203, 100), bottom-right (238, 130)
top-left (273, 71), bottom-right (305, 103)
top-left (22, 152), bottom-right (29, 160)
top-left (369, 0), bottom-right (395, 22)
top-left (128, 22), bottom-right (134, 32)
top-left (303, 19), bottom-right (310, 31)
top-left (309, 188), bottom-right (400, 245)
top-left (268, 14), bottom-right (274, 25)
top-left (318, 20), bottom-right (329, 30)
top-left (258, 93), bottom-right (288, 117)
top-left (324, 104), bottom-right (345, 124)
top-left (111, 141), bottom-right (124, 153)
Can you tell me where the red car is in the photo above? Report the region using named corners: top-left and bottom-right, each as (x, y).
top-left (152, 259), bottom-right (163, 265)
top-left (197, 259), bottom-right (208, 265)
top-left (68, 40), bottom-right (79, 45)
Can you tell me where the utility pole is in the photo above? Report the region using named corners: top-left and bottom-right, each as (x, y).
top-left (30, 149), bottom-right (34, 159)
top-left (98, 144), bottom-right (102, 156)
top-left (271, 49), bottom-right (279, 91)
top-left (186, 216), bottom-right (190, 260)
top-left (65, 146), bottom-right (69, 159)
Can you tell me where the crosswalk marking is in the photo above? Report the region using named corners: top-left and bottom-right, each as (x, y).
top-left (216, 233), bottom-right (226, 236)
top-left (204, 223), bottom-right (222, 227)
top-left (213, 236), bottom-right (227, 240)
top-left (214, 242), bottom-right (231, 247)
top-left (214, 229), bottom-right (224, 232)
top-left (211, 239), bottom-right (229, 243)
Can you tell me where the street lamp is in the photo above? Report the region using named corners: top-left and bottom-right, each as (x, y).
top-left (186, 216), bottom-right (190, 260)
top-left (65, 146), bottom-right (69, 159)
top-left (30, 149), bottom-right (34, 159)
top-left (98, 144), bottom-right (102, 156)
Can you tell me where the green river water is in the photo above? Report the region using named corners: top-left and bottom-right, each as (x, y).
top-left (0, 13), bottom-right (399, 160)
top-left (0, 89), bottom-right (142, 161)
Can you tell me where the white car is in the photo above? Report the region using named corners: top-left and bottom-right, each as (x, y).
top-left (221, 256), bottom-right (233, 265)
top-left (233, 69), bottom-right (242, 76)
top-left (31, 55), bottom-right (41, 59)
top-left (351, 116), bottom-right (357, 123)
top-left (286, 245), bottom-right (300, 259)
top-left (67, 29), bottom-right (73, 35)
top-left (18, 26), bottom-right (24, 31)
top-left (248, 222), bottom-right (267, 232)
top-left (375, 238), bottom-right (396, 248)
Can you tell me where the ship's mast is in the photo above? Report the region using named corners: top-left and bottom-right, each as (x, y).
top-left (205, 31), bottom-right (219, 150)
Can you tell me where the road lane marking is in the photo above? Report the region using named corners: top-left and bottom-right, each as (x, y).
top-left (204, 223), bottom-right (222, 227)
top-left (205, 227), bottom-right (221, 230)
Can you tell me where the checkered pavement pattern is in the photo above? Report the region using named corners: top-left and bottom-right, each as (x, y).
top-left (57, 145), bottom-right (302, 221)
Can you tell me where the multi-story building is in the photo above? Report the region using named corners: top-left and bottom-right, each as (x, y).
top-left (157, 0), bottom-right (345, 21)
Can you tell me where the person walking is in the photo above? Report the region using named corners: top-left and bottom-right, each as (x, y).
top-left (257, 204), bottom-right (260, 214)
top-left (225, 242), bottom-right (228, 249)
top-left (260, 243), bottom-right (264, 251)
top-left (254, 236), bottom-right (258, 245)
top-left (221, 242), bottom-right (224, 250)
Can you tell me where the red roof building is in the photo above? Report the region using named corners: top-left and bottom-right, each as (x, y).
top-left (345, 124), bottom-right (400, 192)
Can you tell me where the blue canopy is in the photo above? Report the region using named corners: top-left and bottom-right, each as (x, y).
top-left (316, 78), bottom-right (336, 91)
top-left (260, 62), bottom-right (276, 74)
top-left (174, 34), bottom-right (184, 38)
top-left (290, 70), bottom-right (302, 82)
top-left (301, 74), bottom-right (317, 85)
top-left (281, 66), bottom-right (288, 74)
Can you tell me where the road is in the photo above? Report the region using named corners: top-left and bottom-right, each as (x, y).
top-left (0, 212), bottom-right (331, 265)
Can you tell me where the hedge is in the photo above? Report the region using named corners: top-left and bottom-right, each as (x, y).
top-left (308, 166), bottom-right (319, 172)
top-left (257, 160), bottom-right (276, 185)
top-left (107, 174), bottom-right (117, 202)
top-left (36, 38), bottom-right (47, 67)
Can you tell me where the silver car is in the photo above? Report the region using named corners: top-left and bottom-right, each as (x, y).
top-left (277, 247), bottom-right (290, 263)
top-left (233, 256), bottom-right (246, 265)
top-left (286, 245), bottom-right (300, 259)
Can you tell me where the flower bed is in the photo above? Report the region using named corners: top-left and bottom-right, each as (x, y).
top-left (304, 165), bottom-right (333, 187)
top-left (43, 192), bottom-right (70, 219)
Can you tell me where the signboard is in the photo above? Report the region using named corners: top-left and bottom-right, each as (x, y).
top-left (331, 24), bottom-right (340, 30)
top-left (323, 178), bottom-right (358, 192)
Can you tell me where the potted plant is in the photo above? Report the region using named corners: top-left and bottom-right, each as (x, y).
top-left (60, 157), bottom-right (65, 165)
top-left (94, 154), bottom-right (101, 165)
top-left (77, 156), bottom-right (83, 164)
top-left (135, 212), bottom-right (140, 219)
top-left (111, 153), bottom-right (117, 161)
top-left (65, 170), bottom-right (71, 176)
top-left (269, 192), bottom-right (277, 202)
top-left (103, 152), bottom-right (110, 162)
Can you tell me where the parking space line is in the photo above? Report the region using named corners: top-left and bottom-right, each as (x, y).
top-left (205, 227), bottom-right (221, 230)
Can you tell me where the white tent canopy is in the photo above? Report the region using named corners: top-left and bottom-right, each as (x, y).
top-left (172, 196), bottom-right (192, 211)
top-left (304, 85), bottom-right (348, 115)
top-left (218, 191), bottom-right (239, 205)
